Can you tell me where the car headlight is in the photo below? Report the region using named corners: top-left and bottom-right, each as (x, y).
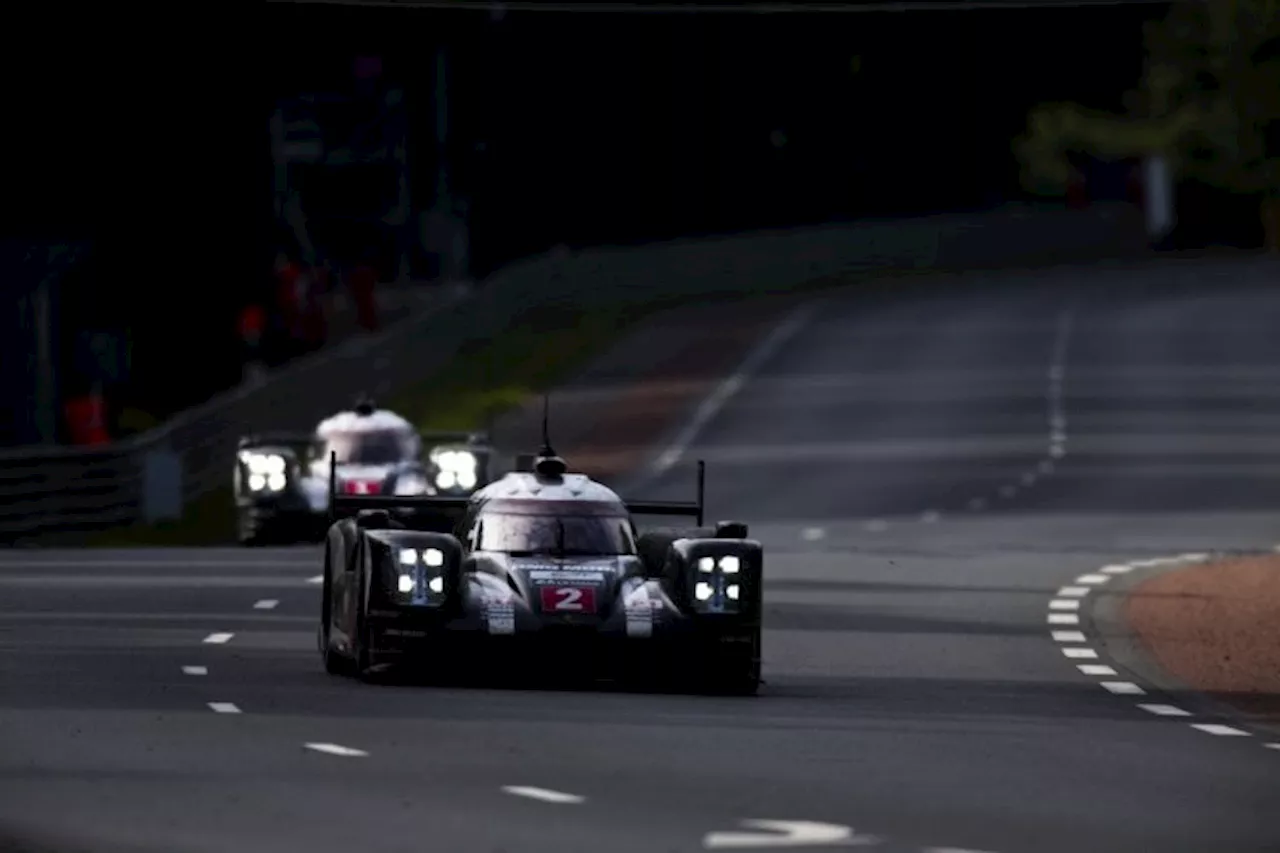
top-left (691, 554), bottom-right (744, 612)
top-left (698, 555), bottom-right (740, 573)
top-left (240, 452), bottom-right (288, 492)
top-left (432, 449), bottom-right (477, 472)
top-left (394, 473), bottom-right (428, 495)
top-left (394, 547), bottom-right (448, 604)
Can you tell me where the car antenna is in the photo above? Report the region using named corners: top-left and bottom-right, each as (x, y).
top-left (533, 393), bottom-right (567, 479)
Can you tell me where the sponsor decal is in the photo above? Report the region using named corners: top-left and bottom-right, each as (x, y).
top-left (486, 601), bottom-right (515, 635)
top-left (527, 570), bottom-right (607, 584)
top-left (622, 580), bottom-right (655, 638)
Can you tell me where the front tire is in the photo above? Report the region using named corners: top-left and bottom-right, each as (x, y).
top-left (320, 542), bottom-right (355, 676)
top-left (680, 630), bottom-right (761, 696)
top-left (238, 510), bottom-right (270, 546)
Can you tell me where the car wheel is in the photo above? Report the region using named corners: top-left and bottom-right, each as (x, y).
top-left (320, 544), bottom-right (354, 676)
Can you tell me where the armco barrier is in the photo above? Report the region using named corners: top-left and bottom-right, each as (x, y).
top-left (0, 204), bottom-right (1147, 543)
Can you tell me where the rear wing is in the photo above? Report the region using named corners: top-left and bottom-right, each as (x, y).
top-left (623, 460), bottom-right (705, 527)
top-left (327, 451), bottom-right (470, 523)
top-left (329, 452), bottom-right (706, 527)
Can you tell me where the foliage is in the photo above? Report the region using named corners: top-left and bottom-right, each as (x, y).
top-left (1016, 0), bottom-right (1280, 198)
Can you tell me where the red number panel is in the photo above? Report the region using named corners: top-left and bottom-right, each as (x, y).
top-left (539, 586), bottom-right (597, 614)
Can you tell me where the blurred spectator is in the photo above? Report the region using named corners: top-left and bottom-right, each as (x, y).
top-left (238, 302), bottom-right (267, 384)
top-left (63, 391), bottom-right (109, 446)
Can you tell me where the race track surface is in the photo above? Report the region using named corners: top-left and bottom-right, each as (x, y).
top-left (3, 259), bottom-right (1278, 853)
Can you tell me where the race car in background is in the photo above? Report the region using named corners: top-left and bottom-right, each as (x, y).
top-left (234, 398), bottom-right (495, 545)
top-left (315, 422), bottom-right (763, 694)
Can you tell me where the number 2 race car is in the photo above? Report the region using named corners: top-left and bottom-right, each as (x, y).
top-left (317, 437), bottom-right (763, 694)
top-left (234, 398), bottom-right (494, 545)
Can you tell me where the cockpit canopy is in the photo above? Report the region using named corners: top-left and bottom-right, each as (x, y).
top-left (474, 509), bottom-right (637, 557)
top-left (316, 426), bottom-right (420, 466)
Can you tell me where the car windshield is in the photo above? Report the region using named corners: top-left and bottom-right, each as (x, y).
top-left (322, 429), bottom-right (418, 465)
top-left (478, 513), bottom-right (636, 556)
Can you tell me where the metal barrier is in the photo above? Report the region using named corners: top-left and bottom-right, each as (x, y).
top-left (0, 205), bottom-right (1147, 544)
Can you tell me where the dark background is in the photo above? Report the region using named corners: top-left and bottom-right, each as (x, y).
top-left (0, 2), bottom-right (1167, 447)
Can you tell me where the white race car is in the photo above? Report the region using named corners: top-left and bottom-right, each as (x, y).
top-left (234, 398), bottom-right (493, 545)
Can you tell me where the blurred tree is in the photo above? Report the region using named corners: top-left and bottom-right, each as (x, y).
top-left (1015, 0), bottom-right (1280, 248)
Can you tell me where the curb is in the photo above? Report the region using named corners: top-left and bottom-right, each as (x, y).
top-left (1049, 550), bottom-right (1280, 752)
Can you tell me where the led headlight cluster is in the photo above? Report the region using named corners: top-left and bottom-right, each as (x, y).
top-left (431, 449), bottom-right (478, 491)
top-left (240, 452), bottom-right (287, 492)
top-left (693, 554), bottom-right (742, 609)
top-left (396, 546), bottom-right (447, 603)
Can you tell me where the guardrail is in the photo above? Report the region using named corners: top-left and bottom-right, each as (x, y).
top-left (0, 203), bottom-right (1148, 544)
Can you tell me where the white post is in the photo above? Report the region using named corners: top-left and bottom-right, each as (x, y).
top-left (1143, 154), bottom-right (1175, 242)
top-left (142, 447), bottom-right (183, 523)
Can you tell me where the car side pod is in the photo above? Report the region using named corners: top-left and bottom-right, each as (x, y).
top-left (362, 530), bottom-right (466, 612)
top-left (664, 536), bottom-right (763, 620)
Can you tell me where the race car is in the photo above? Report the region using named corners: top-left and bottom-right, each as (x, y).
top-left (234, 398), bottom-right (495, 545)
top-left (316, 439), bottom-right (762, 694)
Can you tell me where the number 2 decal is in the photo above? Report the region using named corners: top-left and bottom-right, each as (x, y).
top-left (540, 585), bottom-right (597, 613)
top-left (554, 587), bottom-right (584, 610)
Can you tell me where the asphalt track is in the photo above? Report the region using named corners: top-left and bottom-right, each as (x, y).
top-left (3, 258), bottom-right (1279, 853)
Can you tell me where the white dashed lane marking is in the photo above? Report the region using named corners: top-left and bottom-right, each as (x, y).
top-left (800, 527), bottom-right (825, 541)
top-left (208, 702), bottom-right (241, 714)
top-left (182, 666), bottom-right (208, 676)
top-left (306, 575), bottom-right (324, 585)
top-left (1049, 552), bottom-right (1276, 755)
top-left (501, 786), bottom-right (586, 804)
top-left (1077, 665), bottom-right (1117, 676)
top-left (253, 599), bottom-right (279, 610)
top-left (1138, 704), bottom-right (1191, 717)
top-left (202, 632), bottom-right (234, 644)
top-left (304, 742), bottom-right (369, 757)
top-left (1100, 681), bottom-right (1146, 696)
top-left (702, 820), bottom-right (864, 849)
top-left (1190, 723), bottom-right (1251, 737)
